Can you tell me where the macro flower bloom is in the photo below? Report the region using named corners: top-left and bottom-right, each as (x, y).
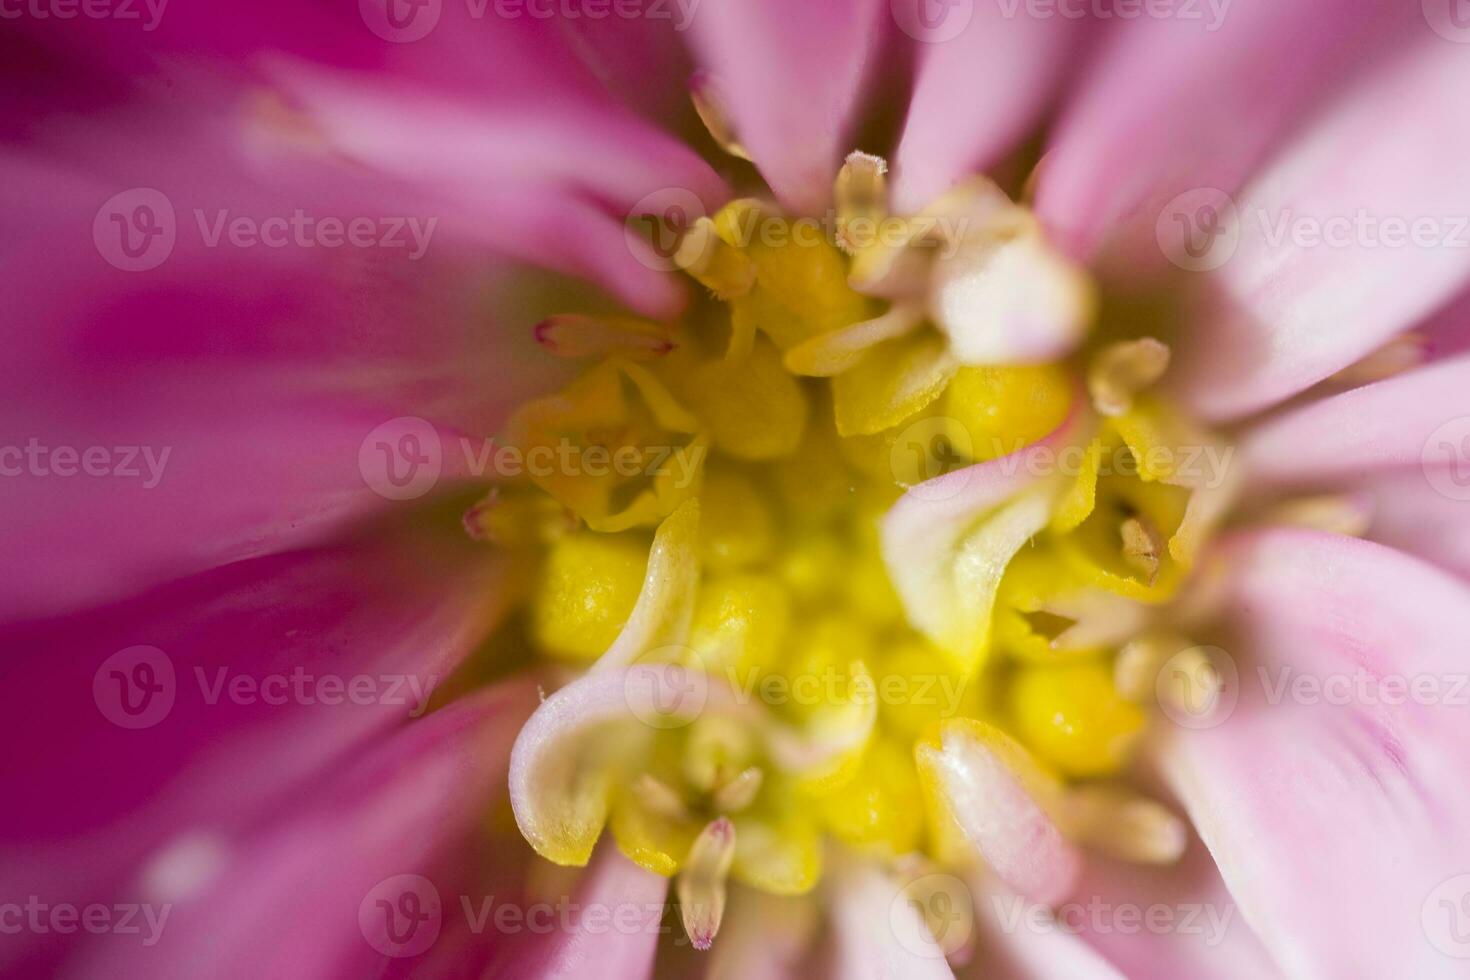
top-left (7, 1), bottom-right (1470, 978)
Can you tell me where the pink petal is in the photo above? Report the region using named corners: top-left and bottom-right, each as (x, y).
top-left (1173, 38), bottom-right (1470, 421)
top-left (52, 680), bottom-right (539, 980)
top-left (1, 99), bottom-right (575, 618)
top-left (687, 0), bottom-right (887, 214)
top-left (892, 12), bottom-right (1083, 214)
top-left (1064, 838), bottom-right (1279, 979)
top-left (924, 726), bottom-right (1082, 908)
top-left (1154, 528), bottom-right (1470, 977)
top-left (1036, 0), bottom-right (1414, 261)
top-left (707, 888), bottom-right (817, 979)
top-left (968, 875), bottom-right (1128, 980)
top-left (0, 525), bottom-right (512, 975)
top-left (882, 408), bottom-right (1082, 657)
top-left (1242, 352), bottom-right (1470, 483)
top-left (1356, 470), bottom-right (1470, 583)
top-left (482, 845), bottom-right (669, 980)
top-left (825, 858), bottom-right (958, 980)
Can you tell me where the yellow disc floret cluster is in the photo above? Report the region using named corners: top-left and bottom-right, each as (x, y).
top-left (470, 153), bottom-right (1237, 949)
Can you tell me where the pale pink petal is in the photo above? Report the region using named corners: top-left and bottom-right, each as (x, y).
top-left (1155, 528), bottom-right (1470, 977)
top-left (825, 857), bottom-right (958, 980)
top-left (922, 725), bottom-right (1082, 907)
top-left (510, 663), bottom-right (725, 866)
top-left (1173, 38), bottom-right (1470, 421)
top-left (1356, 471), bottom-right (1470, 583)
top-left (1242, 353), bottom-right (1470, 483)
top-left (1036, 0), bottom-right (1413, 260)
top-left (483, 846), bottom-right (669, 980)
top-left (965, 875), bottom-right (1127, 980)
top-left (893, 13), bottom-right (1083, 214)
top-left (1065, 838), bottom-right (1280, 979)
top-left (882, 409), bottom-right (1082, 659)
top-left (52, 680), bottom-right (538, 980)
top-left (687, 0), bottom-right (887, 214)
top-left (708, 888), bottom-right (817, 980)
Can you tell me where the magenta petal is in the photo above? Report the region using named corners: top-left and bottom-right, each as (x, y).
top-left (1036, 0), bottom-right (1413, 261)
top-left (1173, 39), bottom-right (1470, 421)
top-left (1242, 353), bottom-right (1470, 483)
top-left (0, 524), bottom-right (512, 977)
top-left (1155, 528), bottom-right (1470, 977)
top-left (893, 12), bottom-right (1082, 214)
top-left (51, 680), bottom-right (539, 980)
top-left (687, 0), bottom-right (887, 214)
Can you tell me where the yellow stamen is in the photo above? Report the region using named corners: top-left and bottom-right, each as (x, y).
top-left (1088, 337), bottom-right (1171, 417)
top-left (678, 818), bottom-right (737, 951)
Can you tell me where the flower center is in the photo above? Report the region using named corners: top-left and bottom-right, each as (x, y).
top-left (475, 152), bottom-right (1238, 950)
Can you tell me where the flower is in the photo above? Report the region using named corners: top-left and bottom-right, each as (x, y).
top-left (6, 2), bottom-right (1470, 979)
